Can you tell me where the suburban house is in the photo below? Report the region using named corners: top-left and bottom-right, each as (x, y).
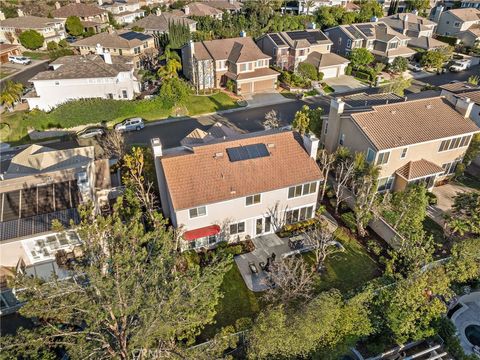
top-left (151, 130), bottom-right (323, 250)
top-left (98, 0), bottom-right (146, 24)
top-left (435, 8), bottom-right (480, 46)
top-left (325, 21), bottom-right (416, 63)
top-left (0, 14), bottom-right (66, 49)
top-left (440, 81), bottom-right (480, 125)
top-left (182, 2), bottom-right (224, 19)
top-left (321, 96), bottom-right (480, 192)
top-left (297, 0), bottom-right (359, 15)
top-left (182, 36), bottom-right (279, 94)
top-left (70, 30), bottom-right (155, 68)
top-left (200, 0), bottom-right (242, 13)
top-left (180, 122), bottom-right (240, 147)
top-left (0, 144), bottom-right (112, 243)
top-left (0, 44), bottom-right (20, 63)
top-left (461, 0), bottom-right (480, 9)
top-left (380, 12), bottom-right (447, 50)
top-left (25, 53), bottom-right (140, 111)
top-left (127, 11), bottom-right (197, 47)
top-left (256, 29), bottom-right (350, 79)
top-left (53, 1), bottom-right (109, 33)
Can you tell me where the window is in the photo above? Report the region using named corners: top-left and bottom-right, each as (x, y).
top-left (256, 60), bottom-right (263, 67)
top-left (288, 182), bottom-right (317, 199)
top-left (286, 206), bottom-right (313, 224)
top-left (400, 147), bottom-right (408, 159)
top-left (122, 90), bottom-right (128, 98)
top-left (240, 63), bottom-right (247, 72)
top-left (454, 21), bottom-right (460, 27)
top-left (442, 160), bottom-right (461, 175)
top-left (439, 135), bottom-right (471, 152)
top-left (378, 176), bottom-right (394, 192)
top-left (376, 151), bottom-right (390, 165)
top-left (246, 194), bottom-right (261, 206)
top-left (347, 39), bottom-right (352, 48)
top-left (324, 121), bottom-right (328, 134)
top-left (143, 42), bottom-right (148, 49)
top-left (107, 93), bottom-right (114, 99)
top-left (299, 49), bottom-right (305, 56)
top-left (366, 148), bottom-right (376, 163)
top-left (119, 49), bottom-right (123, 55)
top-left (189, 206), bottom-right (206, 218)
top-left (134, 47), bottom-right (140, 54)
top-left (230, 222), bottom-right (245, 235)
top-left (55, 81), bottom-right (60, 85)
top-left (339, 133), bottom-right (345, 146)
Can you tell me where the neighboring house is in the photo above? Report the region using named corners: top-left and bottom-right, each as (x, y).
top-left (0, 44), bottom-right (20, 63)
top-left (53, 1), bottom-right (109, 33)
top-left (25, 53), bottom-right (140, 111)
top-left (461, 0), bottom-right (480, 9)
top-left (182, 36), bottom-right (279, 94)
top-left (380, 12), bottom-right (447, 50)
top-left (151, 130), bottom-right (323, 250)
top-left (183, 2), bottom-right (224, 19)
top-left (70, 30), bottom-right (155, 68)
top-left (200, 0), bottom-right (242, 13)
top-left (321, 96), bottom-right (480, 192)
top-left (0, 14), bottom-right (66, 49)
top-left (440, 81), bottom-right (480, 125)
top-left (435, 8), bottom-right (480, 46)
top-left (325, 21), bottom-right (416, 63)
top-left (98, 0), bottom-right (145, 24)
top-left (127, 11), bottom-right (197, 47)
top-left (0, 144), bottom-right (112, 242)
top-left (298, 0), bottom-right (359, 14)
top-left (180, 122), bottom-right (240, 147)
top-left (257, 29), bottom-right (349, 79)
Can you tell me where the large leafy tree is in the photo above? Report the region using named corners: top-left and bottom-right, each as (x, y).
top-left (447, 237), bottom-right (480, 283)
top-left (159, 77), bottom-right (191, 106)
top-left (382, 76), bottom-right (412, 96)
top-left (348, 48), bottom-right (374, 68)
top-left (389, 57), bottom-right (408, 73)
top-left (357, 0), bottom-right (383, 22)
top-left (1, 160), bottom-right (232, 358)
top-left (292, 105), bottom-right (323, 137)
top-left (445, 191), bottom-right (480, 238)
top-left (0, 80), bottom-right (23, 109)
top-left (247, 289), bottom-right (373, 359)
top-left (65, 16), bottom-right (83, 36)
top-left (420, 50), bottom-right (445, 71)
top-left (19, 29), bottom-right (44, 50)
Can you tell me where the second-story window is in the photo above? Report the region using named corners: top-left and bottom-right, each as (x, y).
top-left (246, 194), bottom-right (261, 206)
top-left (189, 206), bottom-right (206, 218)
top-left (400, 147), bottom-right (408, 158)
top-left (376, 151), bottom-right (390, 165)
top-left (134, 47), bottom-right (140, 54)
top-left (347, 39), bottom-right (352, 48)
top-left (288, 182), bottom-right (317, 199)
top-left (366, 148), bottom-right (376, 163)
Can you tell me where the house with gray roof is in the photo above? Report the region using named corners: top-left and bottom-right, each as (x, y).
top-left (25, 52), bottom-right (140, 111)
top-left (325, 21), bottom-right (416, 63)
top-left (435, 7), bottom-right (480, 47)
top-left (257, 29), bottom-right (350, 79)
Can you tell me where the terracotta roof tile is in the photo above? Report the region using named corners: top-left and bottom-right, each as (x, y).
top-left (457, 90), bottom-right (480, 104)
top-left (194, 37), bottom-right (270, 63)
top-left (160, 131), bottom-right (323, 210)
top-left (71, 30), bottom-right (152, 49)
top-left (185, 2), bottom-right (223, 16)
top-left (53, 3), bottom-right (107, 18)
top-left (395, 159), bottom-right (445, 180)
top-left (0, 16), bottom-right (64, 29)
top-left (350, 97), bottom-right (480, 150)
top-left (440, 81), bottom-right (480, 94)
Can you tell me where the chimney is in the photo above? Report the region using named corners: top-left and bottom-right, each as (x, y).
top-left (155, 8), bottom-right (162, 16)
top-left (323, 98), bottom-right (345, 153)
top-left (0, 11), bottom-right (5, 21)
top-left (103, 49), bottom-right (112, 64)
top-left (370, 16), bottom-right (378, 22)
top-left (240, 30), bottom-right (247, 37)
top-left (189, 39), bottom-right (194, 56)
top-left (229, 0), bottom-right (234, 3)
top-left (184, 5), bottom-right (190, 15)
top-left (97, 0), bottom-right (103, 5)
top-left (302, 133), bottom-right (319, 160)
top-left (75, 0), bottom-right (81, 3)
top-left (151, 138), bottom-right (163, 157)
top-left (412, 9), bottom-right (418, 16)
top-left (403, 14), bottom-right (408, 22)
top-left (455, 97), bottom-right (474, 119)
top-left (96, 43), bottom-right (103, 55)
top-left (55, 2), bottom-right (61, 10)
top-left (17, 9), bottom-right (24, 17)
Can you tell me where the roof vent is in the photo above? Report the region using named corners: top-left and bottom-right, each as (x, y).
top-left (390, 110), bottom-right (397, 114)
top-left (230, 188), bottom-right (236, 195)
top-left (426, 104), bottom-right (433, 109)
top-left (214, 152), bottom-right (223, 158)
top-left (267, 143), bottom-right (275, 148)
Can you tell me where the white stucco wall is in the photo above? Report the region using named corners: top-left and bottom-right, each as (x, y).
top-left (27, 71), bottom-right (140, 111)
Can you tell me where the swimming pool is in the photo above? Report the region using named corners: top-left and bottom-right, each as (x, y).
top-left (465, 324), bottom-right (480, 347)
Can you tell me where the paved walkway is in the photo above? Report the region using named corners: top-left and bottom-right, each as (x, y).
top-left (451, 291), bottom-right (480, 355)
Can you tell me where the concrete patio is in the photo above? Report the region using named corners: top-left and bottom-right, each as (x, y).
top-left (451, 291), bottom-right (480, 355)
top-left (428, 183), bottom-right (474, 226)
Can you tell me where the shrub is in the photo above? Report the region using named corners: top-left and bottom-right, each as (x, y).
top-left (235, 317), bottom-right (253, 332)
top-left (367, 239), bottom-right (382, 256)
top-left (47, 41), bottom-right (58, 51)
top-left (19, 30), bottom-right (44, 50)
top-left (354, 70), bottom-right (371, 81)
top-left (341, 212), bottom-right (356, 232)
top-left (181, 250), bottom-right (200, 269)
top-left (279, 218), bottom-right (318, 237)
top-left (226, 79), bottom-right (235, 92)
top-left (426, 192), bottom-right (438, 205)
top-left (223, 244), bottom-right (243, 256)
top-left (317, 71), bottom-right (324, 81)
top-left (345, 64), bottom-right (352, 75)
top-left (241, 239), bottom-right (255, 253)
top-left (297, 62), bottom-right (318, 81)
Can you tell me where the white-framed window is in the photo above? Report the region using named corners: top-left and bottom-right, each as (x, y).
top-left (366, 148), bottom-right (376, 163)
top-left (55, 81), bottom-right (60, 85)
top-left (288, 182), bottom-right (317, 199)
top-left (377, 176), bottom-right (394, 192)
top-left (324, 121), bottom-right (328, 134)
top-left (134, 46), bottom-right (140, 54)
top-left (286, 206), bottom-right (314, 224)
top-left (347, 39), bottom-right (352, 48)
top-left (454, 21), bottom-right (460, 27)
top-left (189, 206), bottom-right (206, 218)
top-left (400, 147), bottom-right (408, 159)
top-left (246, 194), bottom-right (261, 206)
top-left (439, 135), bottom-right (471, 152)
top-left (442, 160), bottom-right (461, 175)
top-left (376, 151), bottom-right (390, 165)
top-left (122, 90), bottom-right (128, 98)
top-left (256, 60), bottom-right (263, 67)
top-left (230, 221), bottom-right (245, 235)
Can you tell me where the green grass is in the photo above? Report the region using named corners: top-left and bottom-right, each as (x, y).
top-left (22, 51), bottom-right (49, 60)
top-left (322, 84), bottom-right (335, 94)
top-left (280, 91), bottom-right (298, 99)
top-left (0, 93), bottom-right (239, 144)
top-left (454, 173), bottom-right (480, 191)
top-left (304, 89), bottom-right (319, 97)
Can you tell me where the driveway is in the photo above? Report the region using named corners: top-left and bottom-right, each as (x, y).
top-left (243, 91), bottom-right (293, 107)
top-left (323, 75), bottom-right (368, 94)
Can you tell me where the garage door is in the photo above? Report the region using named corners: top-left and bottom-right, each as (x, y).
top-left (253, 79), bottom-right (275, 92)
top-left (239, 82), bottom-right (253, 94)
top-left (321, 66), bottom-right (339, 79)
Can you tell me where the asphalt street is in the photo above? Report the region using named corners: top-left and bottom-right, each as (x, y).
top-left (0, 61), bottom-right (49, 90)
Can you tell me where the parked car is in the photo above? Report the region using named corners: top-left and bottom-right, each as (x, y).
top-left (65, 36), bottom-right (77, 44)
top-left (408, 63), bottom-right (423, 72)
top-left (450, 60), bottom-right (471, 72)
top-left (8, 56), bottom-right (31, 65)
top-left (76, 126), bottom-right (105, 139)
top-left (114, 117), bottom-right (145, 132)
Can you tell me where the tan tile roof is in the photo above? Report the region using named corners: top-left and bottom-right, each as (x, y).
top-left (440, 81), bottom-right (480, 93)
top-left (0, 44), bottom-right (20, 53)
top-left (305, 51), bottom-right (349, 68)
top-left (458, 90), bottom-right (480, 104)
top-left (194, 37), bottom-right (270, 63)
top-left (447, 8), bottom-right (480, 22)
top-left (71, 30), bottom-right (152, 49)
top-left (127, 13), bottom-right (196, 32)
top-left (395, 159), bottom-right (444, 180)
top-left (53, 3), bottom-right (107, 18)
top-left (160, 131), bottom-right (323, 210)
top-left (185, 2), bottom-right (223, 16)
top-left (227, 67), bottom-right (279, 80)
top-left (201, 0), bottom-right (242, 11)
top-left (0, 16), bottom-right (64, 29)
top-left (31, 54), bottom-right (133, 80)
top-left (407, 36), bottom-right (448, 50)
top-left (350, 97), bottom-right (480, 150)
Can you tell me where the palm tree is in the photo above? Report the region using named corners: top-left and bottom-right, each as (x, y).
top-left (303, 0), bottom-right (316, 15)
top-left (0, 80), bottom-right (23, 110)
top-left (157, 58), bottom-right (182, 79)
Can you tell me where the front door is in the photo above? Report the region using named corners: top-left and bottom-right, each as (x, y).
top-left (256, 218), bottom-right (263, 236)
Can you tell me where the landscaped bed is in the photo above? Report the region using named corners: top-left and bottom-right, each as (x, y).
top-left (0, 92), bottom-right (239, 144)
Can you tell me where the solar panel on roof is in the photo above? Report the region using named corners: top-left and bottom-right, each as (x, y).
top-left (120, 31), bottom-right (151, 41)
top-left (226, 143), bottom-right (270, 162)
top-left (357, 24), bottom-right (374, 36)
top-left (270, 33), bottom-right (285, 46)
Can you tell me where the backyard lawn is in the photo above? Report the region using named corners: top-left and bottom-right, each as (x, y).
top-left (0, 92), bottom-right (239, 144)
top-left (200, 227), bottom-right (380, 340)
